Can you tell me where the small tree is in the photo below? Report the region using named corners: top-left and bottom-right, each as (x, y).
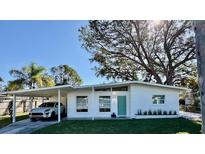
top-left (51, 64), bottom-right (83, 86)
top-left (0, 77), bottom-right (3, 91)
top-left (180, 65), bottom-right (200, 112)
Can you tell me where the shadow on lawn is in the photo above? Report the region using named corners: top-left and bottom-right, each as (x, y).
top-left (0, 114), bottom-right (29, 129)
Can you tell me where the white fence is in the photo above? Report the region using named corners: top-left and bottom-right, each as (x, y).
top-left (0, 95), bottom-right (43, 116)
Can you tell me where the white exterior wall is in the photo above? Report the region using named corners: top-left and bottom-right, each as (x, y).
top-left (130, 84), bottom-right (180, 117)
top-left (67, 89), bottom-right (129, 118)
top-left (65, 84), bottom-right (180, 118)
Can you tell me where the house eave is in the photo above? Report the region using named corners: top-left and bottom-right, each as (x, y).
top-left (0, 80), bottom-right (189, 97)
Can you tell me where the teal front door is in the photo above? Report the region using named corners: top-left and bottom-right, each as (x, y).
top-left (117, 96), bottom-right (126, 116)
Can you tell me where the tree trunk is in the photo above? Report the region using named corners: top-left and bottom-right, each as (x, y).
top-left (193, 21), bottom-right (205, 134)
top-left (151, 70), bottom-right (163, 84)
top-left (166, 69), bottom-right (174, 85)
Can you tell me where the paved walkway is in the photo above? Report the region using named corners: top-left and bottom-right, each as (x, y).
top-left (179, 111), bottom-right (202, 121)
top-left (0, 119), bottom-right (57, 134)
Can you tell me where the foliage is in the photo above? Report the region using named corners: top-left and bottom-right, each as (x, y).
top-left (180, 66), bottom-right (200, 112)
top-left (79, 20), bottom-right (196, 85)
top-left (148, 110), bottom-right (152, 115)
top-left (157, 110), bottom-right (162, 115)
top-left (0, 76), bottom-right (3, 91)
top-left (153, 111), bottom-right (157, 115)
top-left (51, 64), bottom-right (82, 86)
top-left (0, 77), bottom-right (3, 82)
top-left (111, 112), bottom-right (116, 118)
top-left (7, 62), bottom-right (55, 90)
top-left (0, 113), bottom-right (28, 128)
top-left (137, 110), bottom-right (177, 116)
top-left (137, 110), bottom-right (142, 115)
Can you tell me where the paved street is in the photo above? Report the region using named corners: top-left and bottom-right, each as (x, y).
top-left (180, 111), bottom-right (202, 121)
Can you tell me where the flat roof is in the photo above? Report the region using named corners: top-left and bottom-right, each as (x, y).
top-left (0, 80), bottom-right (189, 97)
top-left (76, 81), bottom-right (189, 91)
top-left (0, 85), bottom-right (74, 97)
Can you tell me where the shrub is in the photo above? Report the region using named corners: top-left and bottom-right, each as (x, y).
top-left (168, 111), bottom-right (172, 115)
top-left (111, 112), bottom-right (116, 118)
top-left (173, 111), bottom-right (177, 115)
top-left (153, 110), bottom-right (157, 115)
top-left (148, 110), bottom-right (152, 115)
top-left (140, 110), bottom-right (143, 115)
top-left (137, 110), bottom-right (142, 115)
top-left (163, 111), bottom-right (167, 115)
top-left (157, 110), bottom-right (162, 115)
top-left (143, 111), bottom-right (148, 115)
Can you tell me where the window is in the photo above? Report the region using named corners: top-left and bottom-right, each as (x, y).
top-left (112, 86), bottom-right (128, 91)
top-left (95, 88), bottom-right (111, 91)
top-left (76, 96), bottom-right (88, 112)
top-left (152, 95), bottom-right (165, 104)
top-left (99, 96), bottom-right (111, 112)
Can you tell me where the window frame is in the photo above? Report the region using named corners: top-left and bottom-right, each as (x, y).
top-left (94, 88), bottom-right (111, 91)
top-left (152, 95), bottom-right (165, 105)
top-left (76, 96), bottom-right (88, 112)
top-left (99, 96), bottom-right (111, 112)
top-left (112, 86), bottom-right (128, 91)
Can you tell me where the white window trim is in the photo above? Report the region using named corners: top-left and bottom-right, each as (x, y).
top-left (152, 95), bottom-right (165, 105)
top-left (76, 96), bottom-right (88, 112)
top-left (99, 95), bottom-right (111, 112)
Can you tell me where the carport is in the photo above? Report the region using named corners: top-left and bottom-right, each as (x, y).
top-left (1, 85), bottom-right (74, 123)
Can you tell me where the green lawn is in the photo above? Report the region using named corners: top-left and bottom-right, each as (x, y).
top-left (33, 118), bottom-right (201, 134)
top-left (0, 113), bottom-right (28, 128)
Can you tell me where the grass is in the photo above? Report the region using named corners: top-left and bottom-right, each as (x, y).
top-left (0, 113), bottom-right (29, 128)
top-left (33, 118), bottom-right (201, 134)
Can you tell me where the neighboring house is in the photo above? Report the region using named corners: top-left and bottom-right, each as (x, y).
top-left (0, 81), bottom-right (189, 122)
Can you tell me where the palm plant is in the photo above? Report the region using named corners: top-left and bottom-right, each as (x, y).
top-left (7, 62), bottom-right (55, 91)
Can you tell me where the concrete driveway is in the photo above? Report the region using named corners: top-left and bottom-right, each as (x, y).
top-left (0, 119), bottom-right (57, 134)
top-left (179, 111), bottom-right (202, 121)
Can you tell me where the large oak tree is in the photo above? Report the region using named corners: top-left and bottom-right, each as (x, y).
top-left (79, 20), bottom-right (196, 85)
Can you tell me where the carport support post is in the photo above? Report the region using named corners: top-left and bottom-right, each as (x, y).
top-left (12, 94), bottom-right (16, 123)
top-left (91, 86), bottom-right (95, 120)
top-left (29, 97), bottom-right (33, 112)
top-left (58, 89), bottom-right (61, 123)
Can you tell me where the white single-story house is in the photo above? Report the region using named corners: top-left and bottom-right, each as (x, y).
top-left (0, 81), bottom-right (189, 123)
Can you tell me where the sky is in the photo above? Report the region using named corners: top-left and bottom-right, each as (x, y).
top-left (0, 20), bottom-right (107, 86)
